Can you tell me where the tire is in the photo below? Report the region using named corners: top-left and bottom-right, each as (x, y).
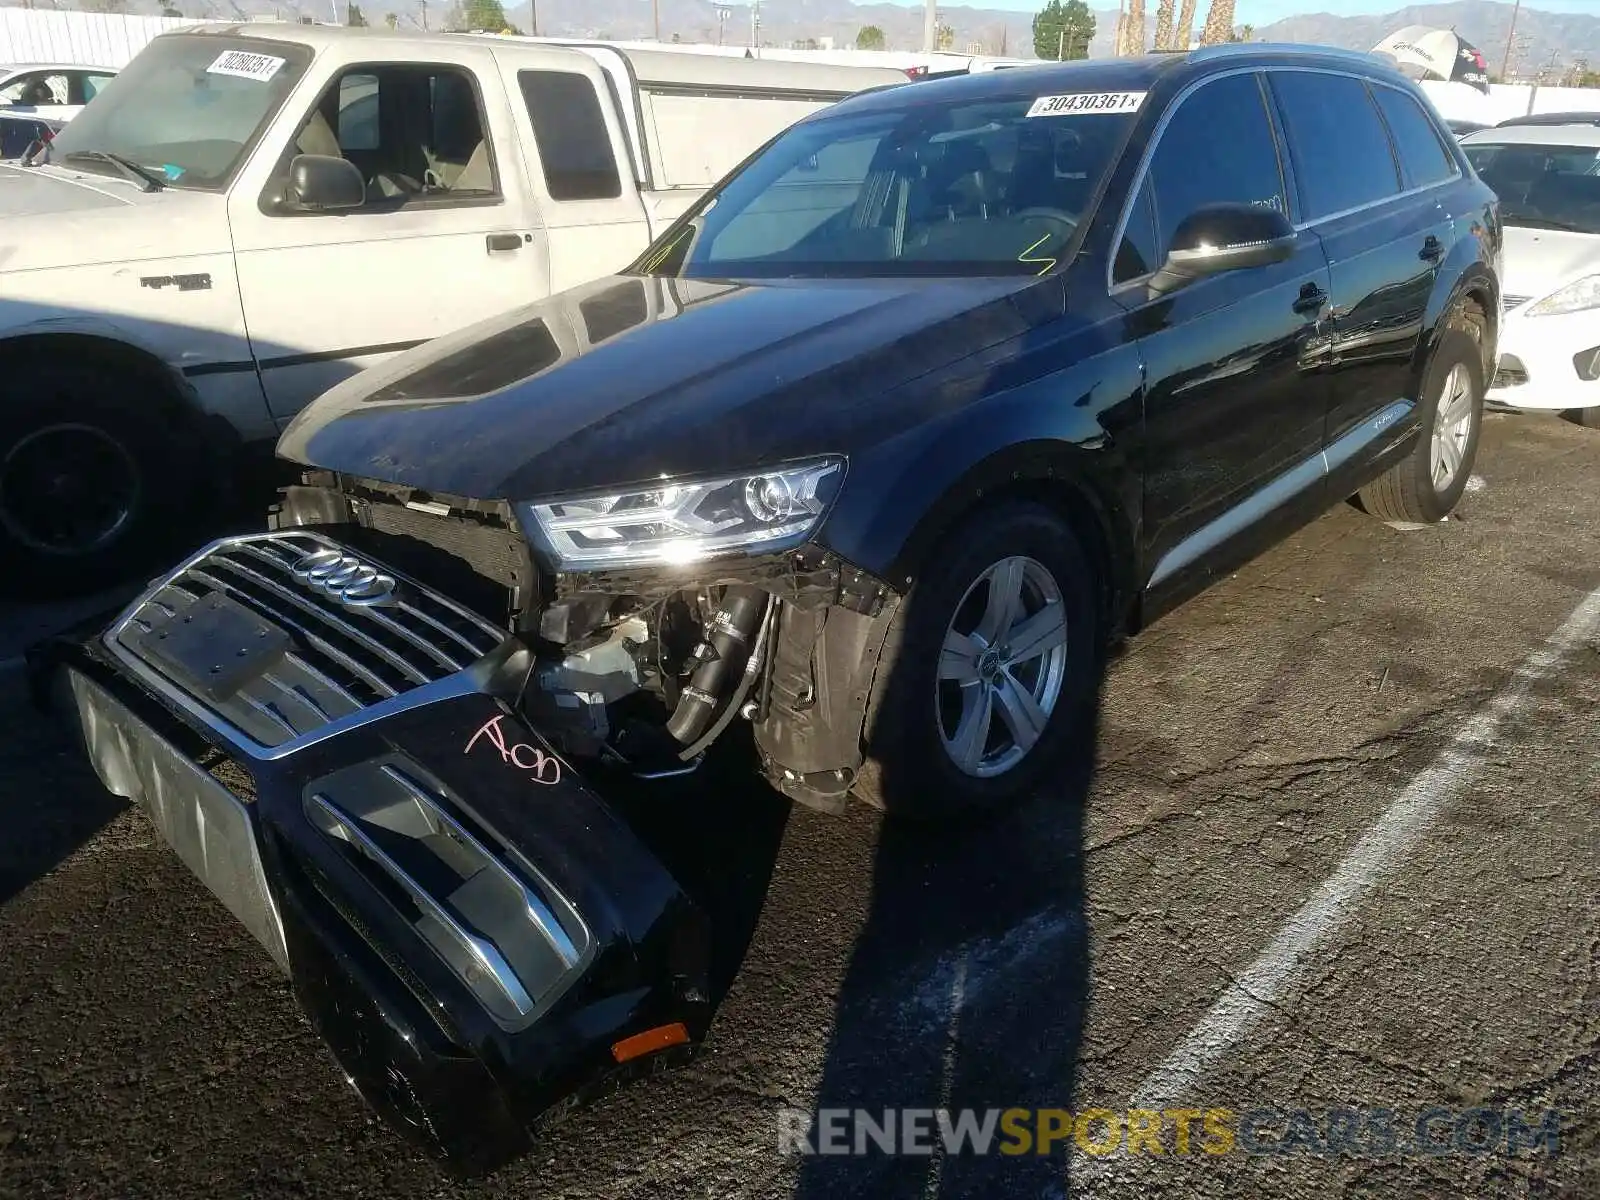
top-left (1355, 321), bottom-right (1485, 524)
top-left (851, 501), bottom-right (1102, 822)
top-left (1560, 406), bottom-right (1600, 430)
top-left (0, 359), bottom-right (194, 599)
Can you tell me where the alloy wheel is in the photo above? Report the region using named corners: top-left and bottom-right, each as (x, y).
top-left (936, 555), bottom-right (1070, 779)
top-left (0, 422), bottom-right (141, 556)
top-left (1430, 363), bottom-right (1476, 491)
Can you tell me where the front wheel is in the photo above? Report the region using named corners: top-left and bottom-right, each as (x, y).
top-left (1356, 323), bottom-right (1485, 524)
top-left (851, 502), bottom-right (1103, 821)
top-left (0, 360), bottom-right (191, 598)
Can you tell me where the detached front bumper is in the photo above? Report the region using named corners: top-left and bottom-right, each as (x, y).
top-left (32, 531), bottom-right (710, 1175)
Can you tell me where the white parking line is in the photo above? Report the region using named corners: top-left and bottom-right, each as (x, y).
top-left (1077, 582), bottom-right (1600, 1167)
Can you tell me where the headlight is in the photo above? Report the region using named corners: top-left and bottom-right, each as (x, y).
top-left (518, 457), bottom-right (844, 570)
top-left (1527, 275), bottom-right (1600, 317)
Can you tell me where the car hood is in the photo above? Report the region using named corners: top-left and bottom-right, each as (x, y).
top-left (0, 163), bottom-right (229, 271)
top-left (279, 272), bottom-right (1059, 501)
top-left (1501, 224), bottom-right (1600, 304)
top-left (0, 161), bottom-right (151, 216)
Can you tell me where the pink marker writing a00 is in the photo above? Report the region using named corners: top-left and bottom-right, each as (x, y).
top-left (464, 713), bottom-right (562, 786)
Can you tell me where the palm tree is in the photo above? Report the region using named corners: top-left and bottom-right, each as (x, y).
top-left (1153, 0), bottom-right (1175, 51)
top-left (1199, 0), bottom-right (1235, 46)
top-left (1174, 0), bottom-right (1197, 51)
top-left (1124, 0), bottom-right (1146, 55)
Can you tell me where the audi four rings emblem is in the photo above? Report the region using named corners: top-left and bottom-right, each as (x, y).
top-left (290, 548), bottom-right (399, 607)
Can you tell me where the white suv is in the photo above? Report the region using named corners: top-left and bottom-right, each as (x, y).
top-left (1461, 115), bottom-right (1600, 428)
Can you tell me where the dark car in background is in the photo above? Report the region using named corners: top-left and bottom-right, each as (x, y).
top-left (0, 111), bottom-right (60, 160)
top-left (36, 42), bottom-right (1501, 1174)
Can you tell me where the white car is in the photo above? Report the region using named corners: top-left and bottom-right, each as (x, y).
top-left (0, 63), bottom-right (117, 121)
top-left (1461, 116), bottom-right (1600, 428)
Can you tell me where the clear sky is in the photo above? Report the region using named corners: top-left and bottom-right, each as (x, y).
top-left (881, 0), bottom-right (1600, 18)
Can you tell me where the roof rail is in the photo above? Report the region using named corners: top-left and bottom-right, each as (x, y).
top-left (1187, 41), bottom-right (1390, 67)
top-left (1495, 111), bottom-right (1600, 128)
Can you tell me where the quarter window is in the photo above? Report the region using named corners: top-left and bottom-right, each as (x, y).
top-left (518, 70), bottom-right (622, 201)
top-left (1371, 85), bottom-right (1457, 188)
top-left (1270, 71), bottom-right (1402, 221)
top-left (1116, 71), bottom-right (1287, 280)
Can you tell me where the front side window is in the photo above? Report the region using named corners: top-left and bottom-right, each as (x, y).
top-left (1463, 140), bottom-right (1600, 234)
top-left (1271, 71), bottom-right (1402, 221)
top-left (278, 63), bottom-right (497, 207)
top-left (635, 91), bottom-right (1139, 279)
top-left (44, 36), bottom-right (312, 189)
top-left (1116, 71), bottom-right (1287, 284)
top-left (1, 72), bottom-right (67, 106)
top-left (1371, 85), bottom-right (1457, 188)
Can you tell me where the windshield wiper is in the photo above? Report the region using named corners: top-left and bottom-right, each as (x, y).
top-left (60, 150), bottom-right (165, 193)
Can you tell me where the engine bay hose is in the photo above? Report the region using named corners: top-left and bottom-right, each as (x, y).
top-left (665, 585), bottom-right (767, 745)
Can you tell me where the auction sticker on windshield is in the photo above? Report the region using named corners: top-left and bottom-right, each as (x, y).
top-left (206, 49), bottom-right (287, 82)
top-left (1027, 91), bottom-right (1146, 117)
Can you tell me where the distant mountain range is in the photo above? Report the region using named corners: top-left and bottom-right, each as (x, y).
top-left (22, 0), bottom-right (1600, 74)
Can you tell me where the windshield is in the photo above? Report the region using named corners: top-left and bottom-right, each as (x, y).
top-left (1464, 140), bottom-right (1600, 234)
top-left (43, 35), bottom-right (311, 190)
top-left (634, 92), bottom-right (1140, 279)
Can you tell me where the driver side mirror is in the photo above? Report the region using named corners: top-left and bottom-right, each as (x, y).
top-left (282, 153), bottom-right (365, 212)
top-left (1148, 202), bottom-right (1296, 297)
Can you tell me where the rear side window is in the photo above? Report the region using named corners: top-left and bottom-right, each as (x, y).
top-left (1115, 71), bottom-right (1287, 282)
top-left (1270, 71), bottom-right (1402, 221)
top-left (1371, 84), bottom-right (1457, 188)
top-left (518, 70), bottom-right (621, 201)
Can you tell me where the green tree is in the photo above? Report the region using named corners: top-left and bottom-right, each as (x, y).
top-left (1228, 23), bottom-right (1252, 42)
top-left (385, 11), bottom-right (398, 27)
top-left (461, 0), bottom-right (507, 30)
top-left (856, 24), bottom-right (886, 51)
top-left (160, 2), bottom-right (183, 14)
top-left (1033, 0), bottom-right (1094, 61)
top-left (347, 2), bottom-right (368, 25)
top-left (936, 22), bottom-right (955, 51)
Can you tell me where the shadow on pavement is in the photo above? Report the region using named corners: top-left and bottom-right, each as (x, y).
top-left (790, 643), bottom-right (1104, 1197)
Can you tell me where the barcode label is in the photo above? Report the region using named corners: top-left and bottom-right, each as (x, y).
top-left (1026, 91), bottom-right (1147, 118)
top-left (206, 50), bottom-right (287, 82)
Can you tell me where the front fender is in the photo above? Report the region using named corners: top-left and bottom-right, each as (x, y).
top-left (0, 314), bottom-right (199, 399)
top-left (820, 331), bottom-right (1145, 614)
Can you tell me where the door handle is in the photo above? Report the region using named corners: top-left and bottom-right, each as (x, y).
top-left (1292, 283), bottom-right (1327, 315)
top-left (486, 233), bottom-right (523, 253)
top-left (1420, 235), bottom-right (1444, 263)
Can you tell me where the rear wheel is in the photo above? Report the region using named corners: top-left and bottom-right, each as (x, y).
top-left (851, 502), bottom-right (1102, 821)
top-left (1356, 323), bottom-right (1485, 524)
top-left (0, 360), bottom-right (192, 598)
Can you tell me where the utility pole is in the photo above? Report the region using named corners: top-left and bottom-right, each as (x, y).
top-left (529, 0), bottom-right (537, 34)
top-left (924, 0), bottom-right (936, 53)
top-left (418, 0), bottom-right (427, 29)
top-left (652, 0), bottom-right (660, 41)
top-left (1499, 0), bottom-right (1522, 81)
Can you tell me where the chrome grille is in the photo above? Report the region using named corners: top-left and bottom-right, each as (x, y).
top-left (110, 532), bottom-right (507, 750)
top-left (306, 756), bottom-right (589, 1028)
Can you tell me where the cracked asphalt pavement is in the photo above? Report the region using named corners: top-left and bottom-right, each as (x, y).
top-left (0, 411), bottom-right (1596, 1199)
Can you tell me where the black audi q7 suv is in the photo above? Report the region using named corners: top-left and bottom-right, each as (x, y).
top-left (38, 44), bottom-right (1501, 1172)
